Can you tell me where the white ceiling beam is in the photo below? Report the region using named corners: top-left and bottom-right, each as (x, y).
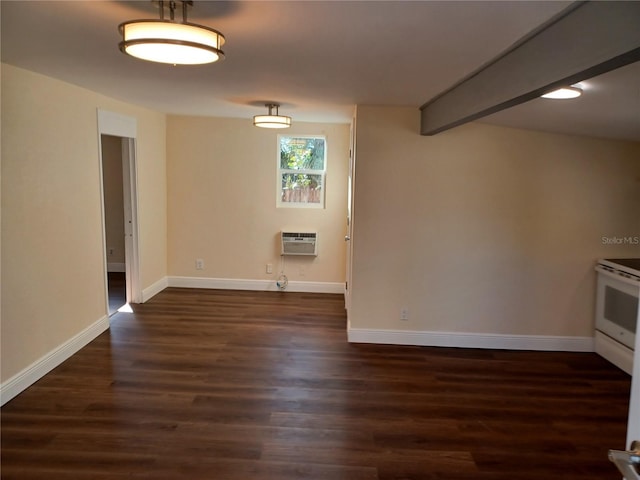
top-left (420, 1), bottom-right (640, 136)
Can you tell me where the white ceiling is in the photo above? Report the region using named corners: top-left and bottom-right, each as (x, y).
top-left (2, 1), bottom-right (638, 141)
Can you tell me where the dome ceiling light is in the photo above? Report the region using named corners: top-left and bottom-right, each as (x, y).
top-left (119, 0), bottom-right (225, 65)
top-left (253, 104), bottom-right (292, 129)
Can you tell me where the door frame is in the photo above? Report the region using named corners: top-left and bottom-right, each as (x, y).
top-left (628, 309), bottom-right (640, 448)
top-left (97, 109), bottom-right (141, 309)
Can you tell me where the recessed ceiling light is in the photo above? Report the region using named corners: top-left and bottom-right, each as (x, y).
top-left (541, 86), bottom-right (582, 99)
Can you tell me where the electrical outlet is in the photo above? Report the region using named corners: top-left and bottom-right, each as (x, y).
top-left (108, 248), bottom-right (114, 256)
top-left (195, 259), bottom-right (204, 270)
top-left (400, 307), bottom-right (409, 321)
top-left (266, 263), bottom-right (273, 274)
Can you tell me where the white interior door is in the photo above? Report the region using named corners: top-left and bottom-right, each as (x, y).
top-left (121, 137), bottom-right (141, 304)
top-left (344, 115), bottom-right (356, 316)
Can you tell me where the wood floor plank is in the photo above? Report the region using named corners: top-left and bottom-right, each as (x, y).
top-left (1, 287), bottom-right (631, 479)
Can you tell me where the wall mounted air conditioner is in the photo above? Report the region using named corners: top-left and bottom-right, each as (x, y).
top-left (281, 231), bottom-right (318, 256)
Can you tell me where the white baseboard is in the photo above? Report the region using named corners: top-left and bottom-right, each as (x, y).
top-left (167, 276), bottom-right (344, 294)
top-left (347, 327), bottom-right (595, 352)
top-left (0, 315), bottom-right (110, 406)
top-left (107, 262), bottom-right (125, 273)
top-left (142, 277), bottom-right (169, 302)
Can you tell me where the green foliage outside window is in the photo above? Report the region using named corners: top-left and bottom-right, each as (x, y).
top-left (280, 137), bottom-right (325, 170)
top-left (279, 137), bottom-right (325, 199)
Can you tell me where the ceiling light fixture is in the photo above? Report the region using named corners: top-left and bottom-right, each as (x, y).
top-left (118, 0), bottom-right (225, 65)
top-left (541, 86), bottom-right (583, 99)
top-left (253, 104), bottom-right (292, 129)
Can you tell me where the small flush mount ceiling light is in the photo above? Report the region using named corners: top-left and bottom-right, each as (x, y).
top-left (253, 104), bottom-right (292, 129)
top-left (119, 0), bottom-right (225, 65)
top-left (541, 86), bottom-right (583, 99)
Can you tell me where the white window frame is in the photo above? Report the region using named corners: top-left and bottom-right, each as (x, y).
top-left (277, 135), bottom-right (327, 209)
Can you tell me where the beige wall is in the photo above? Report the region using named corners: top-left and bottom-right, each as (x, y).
top-left (1, 65), bottom-right (167, 382)
top-left (167, 115), bottom-right (349, 284)
top-left (2, 64), bottom-right (636, 386)
top-left (101, 135), bottom-right (126, 266)
top-left (351, 106), bottom-right (640, 337)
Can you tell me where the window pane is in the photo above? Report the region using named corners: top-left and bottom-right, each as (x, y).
top-left (281, 173), bottom-right (323, 204)
top-left (280, 137), bottom-right (325, 170)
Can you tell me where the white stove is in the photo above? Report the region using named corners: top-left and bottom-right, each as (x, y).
top-left (595, 258), bottom-right (640, 374)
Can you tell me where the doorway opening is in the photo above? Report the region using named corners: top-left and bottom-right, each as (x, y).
top-left (101, 134), bottom-right (128, 314)
top-left (97, 109), bottom-right (141, 317)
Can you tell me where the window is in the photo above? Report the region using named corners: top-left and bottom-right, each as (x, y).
top-left (278, 135), bottom-right (326, 208)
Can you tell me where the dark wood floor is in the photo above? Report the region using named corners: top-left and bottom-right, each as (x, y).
top-left (1, 288), bottom-right (632, 479)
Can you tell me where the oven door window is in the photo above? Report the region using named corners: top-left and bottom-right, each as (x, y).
top-left (604, 286), bottom-right (639, 334)
top-left (596, 270), bottom-right (639, 350)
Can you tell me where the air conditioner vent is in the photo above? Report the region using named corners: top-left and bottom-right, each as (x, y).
top-left (281, 231), bottom-right (318, 256)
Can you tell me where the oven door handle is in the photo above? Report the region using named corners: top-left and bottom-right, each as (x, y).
top-left (595, 265), bottom-right (640, 287)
